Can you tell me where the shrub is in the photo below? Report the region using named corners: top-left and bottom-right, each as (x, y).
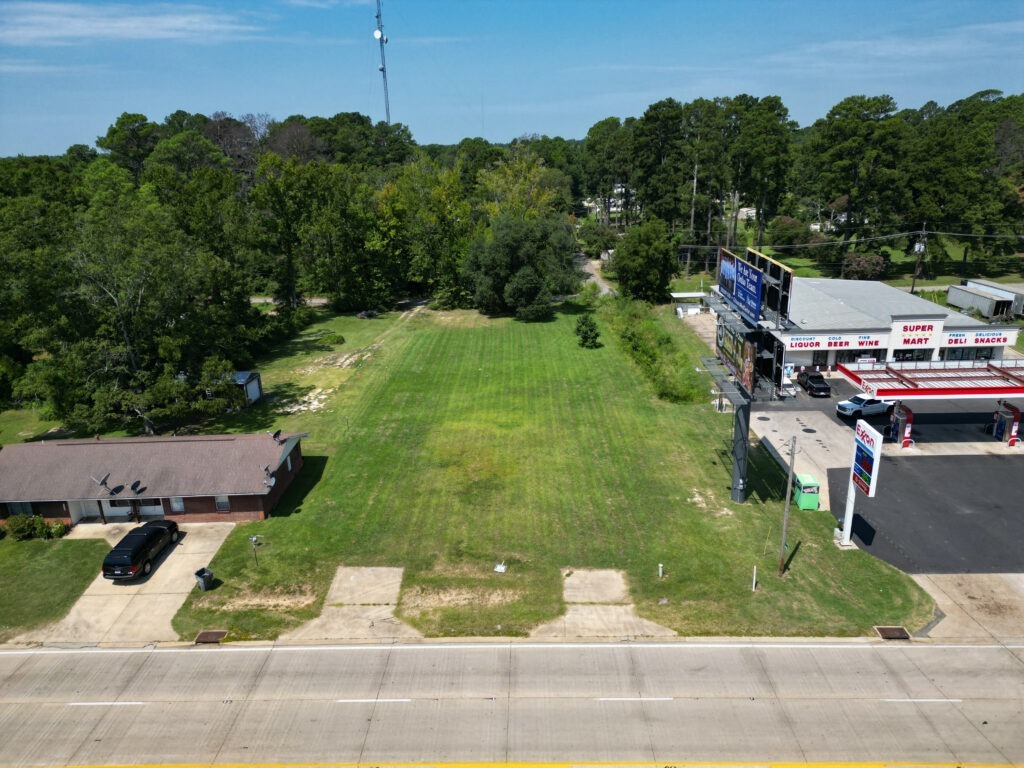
top-left (5, 514), bottom-right (36, 541)
top-left (574, 314), bottom-right (602, 348)
top-left (32, 515), bottom-right (52, 539)
top-left (50, 521), bottom-right (69, 538)
top-left (321, 332), bottom-right (346, 345)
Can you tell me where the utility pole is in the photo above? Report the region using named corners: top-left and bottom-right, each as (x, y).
top-left (373, 0), bottom-right (391, 125)
top-left (778, 436), bottom-right (796, 576)
top-left (910, 221), bottom-right (927, 294)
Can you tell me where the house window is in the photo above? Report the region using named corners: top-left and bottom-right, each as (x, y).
top-left (138, 498), bottom-right (161, 507)
top-left (6, 501), bottom-right (32, 516)
top-left (286, 454), bottom-right (292, 472)
top-left (215, 495), bottom-right (230, 511)
top-left (169, 497), bottom-right (185, 512)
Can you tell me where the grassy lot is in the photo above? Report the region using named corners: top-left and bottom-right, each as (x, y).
top-left (173, 302), bottom-right (933, 640)
top-left (0, 536), bottom-right (110, 642)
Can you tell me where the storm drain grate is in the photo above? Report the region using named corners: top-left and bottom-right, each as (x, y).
top-left (875, 625), bottom-right (911, 640)
top-left (194, 630), bottom-right (228, 644)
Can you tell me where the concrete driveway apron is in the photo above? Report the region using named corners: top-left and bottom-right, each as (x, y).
top-left (14, 523), bottom-right (232, 645)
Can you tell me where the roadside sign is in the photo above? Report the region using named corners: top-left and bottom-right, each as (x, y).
top-left (852, 420), bottom-right (883, 497)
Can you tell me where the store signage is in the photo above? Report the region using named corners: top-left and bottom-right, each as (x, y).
top-left (893, 321), bottom-right (940, 347)
top-left (785, 334), bottom-right (884, 351)
top-left (851, 420), bottom-right (883, 498)
top-left (942, 329), bottom-right (1016, 346)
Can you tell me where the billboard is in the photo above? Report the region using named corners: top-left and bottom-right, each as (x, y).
top-left (716, 321), bottom-right (755, 397)
top-left (718, 250), bottom-right (763, 325)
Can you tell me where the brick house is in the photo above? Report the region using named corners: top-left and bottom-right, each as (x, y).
top-left (0, 432), bottom-right (306, 525)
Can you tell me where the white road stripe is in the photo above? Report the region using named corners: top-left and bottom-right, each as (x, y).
top-left (336, 698), bottom-right (412, 703)
top-left (883, 698), bottom-right (963, 703)
top-left (594, 697), bottom-right (673, 702)
top-left (68, 701), bottom-right (144, 707)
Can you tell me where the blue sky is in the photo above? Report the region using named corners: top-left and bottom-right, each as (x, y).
top-left (1, 0), bottom-right (1022, 156)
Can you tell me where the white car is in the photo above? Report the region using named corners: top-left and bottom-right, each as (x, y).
top-left (835, 393), bottom-right (896, 418)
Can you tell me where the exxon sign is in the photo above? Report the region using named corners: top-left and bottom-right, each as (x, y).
top-left (851, 420), bottom-right (883, 498)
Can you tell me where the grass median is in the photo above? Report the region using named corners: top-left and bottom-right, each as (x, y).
top-left (173, 302), bottom-right (933, 640)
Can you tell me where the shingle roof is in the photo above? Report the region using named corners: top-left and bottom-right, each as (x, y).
top-left (0, 433), bottom-right (305, 503)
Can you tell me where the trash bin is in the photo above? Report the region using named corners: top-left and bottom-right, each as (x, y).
top-left (793, 473), bottom-right (820, 511)
top-left (194, 567), bottom-right (213, 591)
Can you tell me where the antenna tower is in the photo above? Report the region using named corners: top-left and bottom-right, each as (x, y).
top-left (373, 0), bottom-right (391, 125)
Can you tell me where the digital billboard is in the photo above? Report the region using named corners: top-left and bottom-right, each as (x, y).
top-left (716, 321), bottom-right (755, 397)
top-left (851, 420), bottom-right (883, 497)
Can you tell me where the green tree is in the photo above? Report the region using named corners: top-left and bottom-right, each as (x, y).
top-left (574, 313), bottom-right (602, 348)
top-left (96, 112), bottom-right (161, 181)
top-left (610, 217), bottom-right (675, 302)
top-left (633, 99), bottom-right (685, 226)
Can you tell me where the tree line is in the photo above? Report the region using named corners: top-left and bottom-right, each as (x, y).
top-left (1, 91), bottom-right (1022, 433)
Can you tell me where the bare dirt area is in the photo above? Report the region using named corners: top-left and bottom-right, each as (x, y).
top-left (530, 568), bottom-right (676, 640)
top-left (278, 566), bottom-right (422, 643)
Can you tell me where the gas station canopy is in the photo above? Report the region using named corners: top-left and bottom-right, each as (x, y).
top-left (838, 359), bottom-right (1024, 400)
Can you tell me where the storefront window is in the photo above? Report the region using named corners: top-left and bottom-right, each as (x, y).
top-left (893, 348), bottom-right (932, 363)
top-left (812, 350), bottom-right (829, 367)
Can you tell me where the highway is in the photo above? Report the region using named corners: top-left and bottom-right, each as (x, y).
top-left (1, 641), bottom-right (1022, 766)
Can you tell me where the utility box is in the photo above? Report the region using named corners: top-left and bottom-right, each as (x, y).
top-left (793, 474), bottom-right (820, 510)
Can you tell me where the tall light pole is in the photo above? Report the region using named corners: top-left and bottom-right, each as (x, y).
top-left (373, 0), bottom-right (391, 125)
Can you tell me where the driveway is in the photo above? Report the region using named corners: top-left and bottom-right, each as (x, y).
top-left (13, 523), bottom-right (233, 645)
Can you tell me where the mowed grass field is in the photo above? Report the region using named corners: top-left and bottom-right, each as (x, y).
top-left (173, 303), bottom-right (933, 640)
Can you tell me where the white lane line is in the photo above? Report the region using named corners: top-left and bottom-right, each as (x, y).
top-left (883, 698), bottom-right (963, 703)
top-left (68, 701), bottom-right (144, 707)
top-left (336, 698), bottom-right (412, 703)
top-left (594, 697), bottom-right (673, 702)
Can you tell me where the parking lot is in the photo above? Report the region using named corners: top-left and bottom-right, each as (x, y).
top-left (13, 522), bottom-right (232, 645)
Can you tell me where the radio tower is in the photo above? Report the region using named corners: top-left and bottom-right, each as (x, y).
top-left (373, 0), bottom-right (391, 125)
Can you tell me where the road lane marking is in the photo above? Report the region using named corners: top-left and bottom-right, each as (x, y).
top-left (68, 701), bottom-right (144, 706)
top-left (335, 698), bottom-right (412, 703)
top-left (883, 697), bottom-right (964, 703)
top-left (594, 697), bottom-right (673, 701)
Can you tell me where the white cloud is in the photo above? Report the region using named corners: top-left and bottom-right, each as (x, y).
top-left (0, 2), bottom-right (263, 46)
top-left (0, 57), bottom-right (67, 73)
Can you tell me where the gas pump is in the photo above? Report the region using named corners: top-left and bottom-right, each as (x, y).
top-left (888, 401), bottom-right (914, 448)
top-left (992, 400), bottom-right (1021, 447)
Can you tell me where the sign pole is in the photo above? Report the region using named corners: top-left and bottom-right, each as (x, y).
top-left (841, 475), bottom-right (856, 546)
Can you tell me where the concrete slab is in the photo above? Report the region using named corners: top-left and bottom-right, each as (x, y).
top-left (562, 568), bottom-right (629, 603)
top-left (14, 522), bottom-right (233, 645)
top-left (279, 566), bottom-right (421, 643)
top-left (530, 605), bottom-right (676, 640)
top-left (913, 573), bottom-right (1024, 643)
top-left (530, 568), bottom-right (676, 640)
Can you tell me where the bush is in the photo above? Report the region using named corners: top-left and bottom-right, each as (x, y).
top-left (574, 314), bottom-right (602, 348)
top-left (5, 514), bottom-right (36, 541)
top-left (321, 332), bottom-right (346, 345)
top-left (2, 514), bottom-right (67, 541)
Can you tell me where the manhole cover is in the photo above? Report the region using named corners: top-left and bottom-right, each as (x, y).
top-left (875, 626), bottom-right (911, 640)
top-left (802, 428), bottom-right (817, 433)
top-left (194, 630), bottom-right (228, 644)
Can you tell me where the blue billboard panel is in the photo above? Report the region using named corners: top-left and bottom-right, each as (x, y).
top-left (718, 250), bottom-right (764, 325)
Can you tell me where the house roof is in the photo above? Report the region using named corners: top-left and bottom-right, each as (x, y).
top-left (788, 278), bottom-right (987, 333)
top-left (0, 433), bottom-right (306, 504)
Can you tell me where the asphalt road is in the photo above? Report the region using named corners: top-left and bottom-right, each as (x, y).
top-left (1, 642), bottom-right (1021, 765)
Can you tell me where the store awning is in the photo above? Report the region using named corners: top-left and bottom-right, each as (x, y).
top-left (838, 359), bottom-right (1024, 400)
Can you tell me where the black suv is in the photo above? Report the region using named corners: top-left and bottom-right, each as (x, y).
top-left (101, 520), bottom-right (180, 580)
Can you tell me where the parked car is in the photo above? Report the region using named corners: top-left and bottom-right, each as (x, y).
top-left (836, 393), bottom-right (896, 418)
top-left (101, 520), bottom-right (180, 580)
top-left (796, 371), bottom-right (831, 397)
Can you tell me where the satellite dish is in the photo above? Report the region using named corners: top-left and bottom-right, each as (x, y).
top-left (91, 472), bottom-right (110, 487)
top-left (108, 484), bottom-right (125, 496)
top-left (373, 29), bottom-right (382, 39)
top-left (264, 476), bottom-right (277, 488)
top-left (130, 480), bottom-right (141, 492)
top-left (272, 429), bottom-right (282, 442)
